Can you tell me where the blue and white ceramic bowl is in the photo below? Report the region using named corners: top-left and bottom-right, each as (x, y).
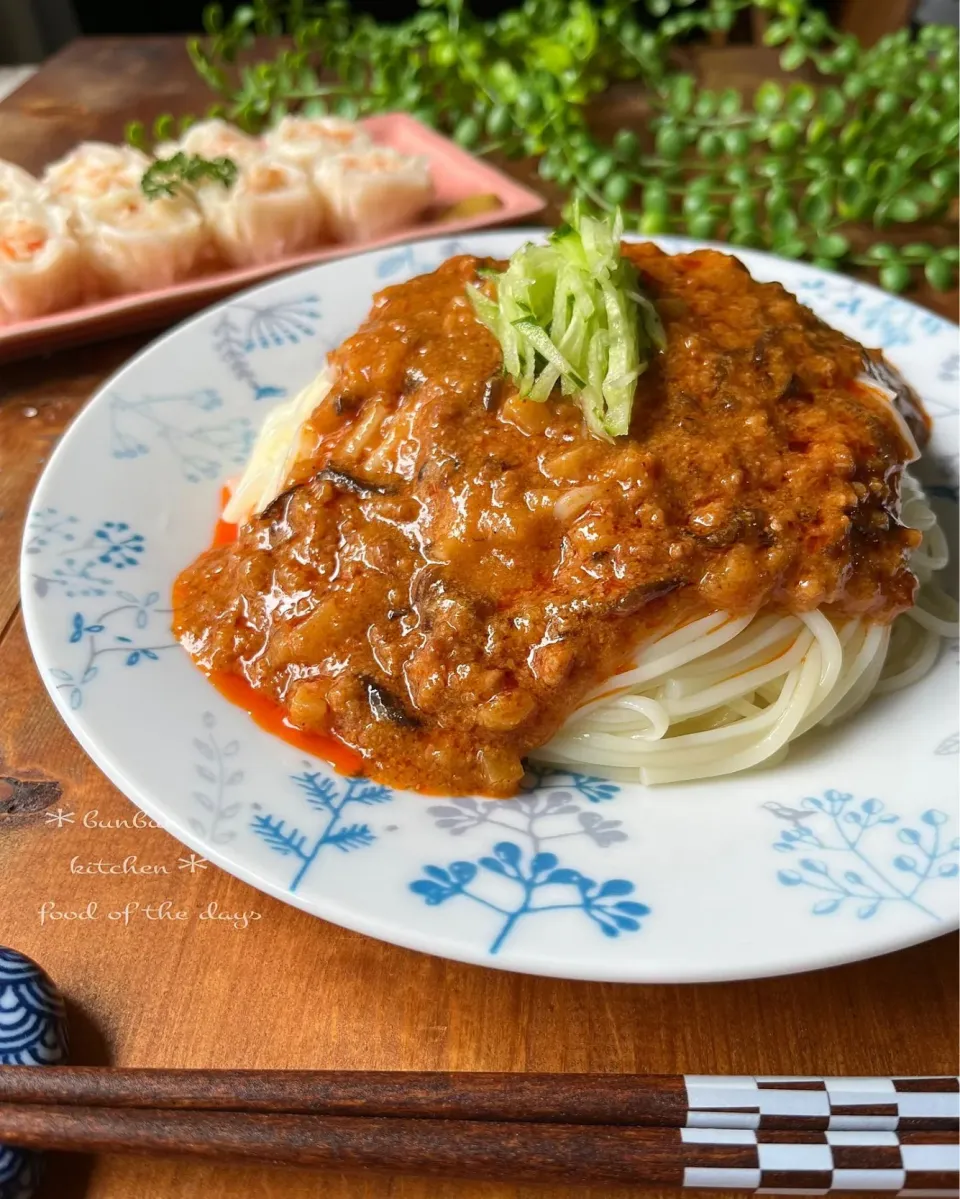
top-left (20, 232), bottom-right (960, 982)
top-left (0, 947), bottom-right (68, 1199)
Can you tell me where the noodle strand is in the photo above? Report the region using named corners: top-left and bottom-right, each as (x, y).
top-left (533, 478), bottom-right (956, 784)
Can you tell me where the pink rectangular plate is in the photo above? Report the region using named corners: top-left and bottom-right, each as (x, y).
top-left (0, 113), bottom-right (545, 364)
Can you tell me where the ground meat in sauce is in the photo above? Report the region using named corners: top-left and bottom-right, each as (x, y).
top-left (172, 244), bottom-right (924, 797)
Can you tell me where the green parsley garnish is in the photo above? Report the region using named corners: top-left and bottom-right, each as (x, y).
top-left (467, 204), bottom-right (664, 439)
top-left (141, 151), bottom-right (238, 200)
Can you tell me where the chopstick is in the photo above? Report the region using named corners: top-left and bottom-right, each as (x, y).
top-left (0, 1104), bottom-right (956, 1190)
top-left (0, 1069), bottom-right (956, 1131)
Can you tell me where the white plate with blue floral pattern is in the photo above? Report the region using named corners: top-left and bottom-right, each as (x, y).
top-left (20, 232), bottom-right (960, 982)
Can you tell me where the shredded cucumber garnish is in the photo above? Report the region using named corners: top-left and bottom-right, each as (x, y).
top-left (467, 204), bottom-right (664, 438)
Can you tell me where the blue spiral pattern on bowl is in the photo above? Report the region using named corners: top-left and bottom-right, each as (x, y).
top-left (0, 948), bottom-right (68, 1199)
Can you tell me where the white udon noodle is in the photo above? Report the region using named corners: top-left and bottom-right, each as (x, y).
top-left (533, 471), bottom-right (957, 784)
top-left (225, 366), bottom-right (957, 787)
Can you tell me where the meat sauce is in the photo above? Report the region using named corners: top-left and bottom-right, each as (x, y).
top-left (173, 244), bottom-right (924, 797)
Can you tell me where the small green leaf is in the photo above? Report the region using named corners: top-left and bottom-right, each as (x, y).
top-left (805, 116), bottom-right (828, 146)
top-left (785, 83), bottom-right (816, 115)
top-left (603, 172), bottom-right (631, 205)
top-left (587, 152), bottom-right (616, 184)
top-left (756, 156), bottom-right (789, 180)
top-left (813, 234), bottom-right (850, 259)
top-left (717, 88), bottom-right (741, 118)
top-left (639, 211), bottom-right (669, 235)
top-left (779, 44), bottom-right (806, 72)
top-left (909, 181), bottom-right (940, 207)
top-left (125, 120), bottom-right (148, 151)
top-left (656, 123), bottom-right (686, 159)
top-left (730, 192), bottom-right (757, 225)
top-left (766, 185), bottom-right (791, 215)
top-left (889, 196), bottom-right (921, 223)
top-left (538, 155), bottom-right (558, 181)
top-left (938, 118), bottom-right (960, 146)
top-left (879, 262), bottom-right (911, 293)
top-left (732, 227), bottom-right (764, 249)
top-left (865, 243), bottom-right (898, 263)
top-left (763, 19), bottom-right (792, 46)
top-left (642, 182), bottom-right (669, 217)
top-left (515, 89), bottom-right (541, 121)
top-left (687, 211), bottom-right (717, 239)
top-left (874, 90), bottom-right (898, 116)
top-left (668, 73), bottom-right (696, 114)
top-left (830, 39), bottom-right (859, 72)
top-left (930, 166), bottom-right (959, 194)
top-left (836, 179), bottom-right (870, 221)
top-left (682, 189), bottom-right (711, 218)
top-left (754, 81), bottom-right (784, 117)
top-left (842, 74), bottom-right (869, 101)
top-left (486, 105), bottom-right (512, 138)
top-left (800, 192), bottom-right (832, 225)
top-left (202, 3), bottom-right (223, 35)
top-left (768, 121), bottom-right (799, 152)
top-left (748, 118), bottom-right (771, 143)
top-left (154, 113), bottom-right (175, 141)
top-left (819, 87), bottom-right (847, 125)
top-left (453, 115), bottom-right (481, 147)
top-left (688, 173), bottom-right (716, 196)
top-left (839, 119), bottom-right (865, 150)
top-left (613, 128), bottom-right (639, 160)
top-left (924, 254), bottom-right (955, 291)
top-left (773, 236), bottom-right (808, 259)
top-left (696, 131), bottom-right (725, 159)
top-left (771, 208), bottom-right (799, 237)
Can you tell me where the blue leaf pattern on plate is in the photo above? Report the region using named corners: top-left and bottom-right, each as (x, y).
top-left (27, 512), bottom-right (175, 707)
top-left (108, 389), bottom-right (254, 482)
top-left (935, 732), bottom-right (959, 756)
top-left (251, 770), bottom-right (391, 892)
top-left (28, 515), bottom-right (145, 597)
top-left (189, 711), bottom-right (245, 845)
top-left (767, 790), bottom-right (959, 920)
top-left (410, 774), bottom-right (649, 953)
top-left (794, 278), bottom-right (949, 351)
top-left (375, 240), bottom-right (470, 280)
top-left (938, 352), bottom-right (959, 383)
top-left (213, 295), bottom-right (321, 400)
top-left (22, 507), bottom-right (79, 557)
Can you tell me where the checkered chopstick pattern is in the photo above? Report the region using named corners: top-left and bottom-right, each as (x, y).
top-left (679, 1127), bottom-right (958, 1194)
top-left (683, 1076), bottom-right (960, 1132)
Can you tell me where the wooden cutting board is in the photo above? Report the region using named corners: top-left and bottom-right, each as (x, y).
top-left (0, 37), bottom-right (957, 1199)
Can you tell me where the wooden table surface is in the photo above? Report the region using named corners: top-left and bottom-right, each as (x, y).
top-left (0, 37), bottom-right (956, 1199)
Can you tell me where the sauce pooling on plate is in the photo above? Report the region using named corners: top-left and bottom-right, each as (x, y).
top-left (173, 244), bottom-right (923, 796)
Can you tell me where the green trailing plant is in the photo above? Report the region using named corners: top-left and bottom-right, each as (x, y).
top-left (129, 0), bottom-right (959, 293)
